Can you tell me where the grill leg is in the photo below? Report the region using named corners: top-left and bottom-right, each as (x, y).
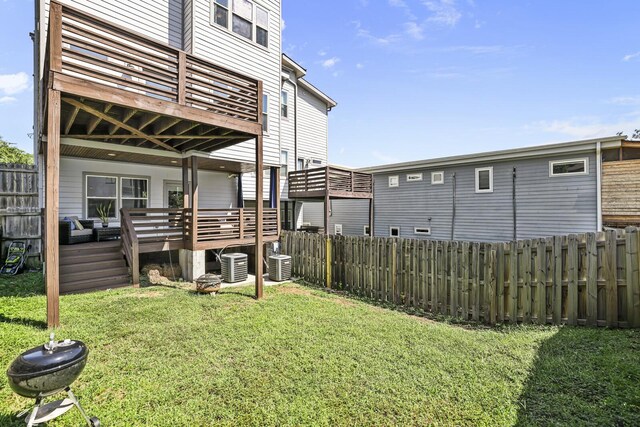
top-left (66, 387), bottom-right (93, 425)
top-left (25, 397), bottom-right (42, 427)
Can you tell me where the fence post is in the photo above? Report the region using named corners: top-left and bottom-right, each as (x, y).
top-left (567, 234), bottom-right (578, 326)
top-left (326, 235), bottom-right (332, 289)
top-left (586, 232), bottom-right (598, 326)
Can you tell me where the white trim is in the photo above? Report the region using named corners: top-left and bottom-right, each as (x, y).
top-left (414, 227), bottom-right (431, 235)
top-left (388, 175), bottom-right (399, 187)
top-left (431, 171), bottom-right (444, 185)
top-left (359, 136), bottom-right (626, 174)
top-left (475, 167), bottom-right (493, 193)
top-left (334, 224), bottom-right (343, 235)
top-left (85, 174), bottom-right (118, 220)
top-left (210, 0), bottom-right (270, 52)
top-left (406, 173), bottom-right (423, 182)
top-left (389, 226), bottom-right (400, 237)
top-left (364, 225), bottom-right (370, 236)
top-left (549, 157), bottom-right (589, 177)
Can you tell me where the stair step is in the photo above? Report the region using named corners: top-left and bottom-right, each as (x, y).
top-left (60, 241), bottom-right (121, 256)
top-left (60, 251), bottom-right (123, 266)
top-left (60, 275), bottom-right (131, 295)
top-left (60, 267), bottom-right (129, 285)
top-left (60, 259), bottom-right (126, 275)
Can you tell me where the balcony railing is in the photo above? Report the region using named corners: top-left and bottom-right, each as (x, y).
top-left (288, 166), bottom-right (373, 199)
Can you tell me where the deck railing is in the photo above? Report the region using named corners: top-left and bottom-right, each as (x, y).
top-left (51, 1), bottom-right (260, 123)
top-left (287, 166), bottom-right (373, 198)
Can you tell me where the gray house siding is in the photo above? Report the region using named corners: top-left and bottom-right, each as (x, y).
top-left (369, 151), bottom-right (598, 242)
top-left (303, 200), bottom-right (370, 236)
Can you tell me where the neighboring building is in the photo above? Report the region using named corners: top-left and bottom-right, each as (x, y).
top-left (33, 0), bottom-right (334, 325)
top-left (316, 136), bottom-right (638, 242)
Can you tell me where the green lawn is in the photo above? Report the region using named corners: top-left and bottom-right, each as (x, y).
top-left (1, 273), bottom-right (638, 426)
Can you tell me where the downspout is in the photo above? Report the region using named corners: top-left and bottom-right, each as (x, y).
top-left (512, 167), bottom-right (517, 241)
top-left (596, 141), bottom-right (603, 231)
top-left (451, 172), bottom-right (456, 240)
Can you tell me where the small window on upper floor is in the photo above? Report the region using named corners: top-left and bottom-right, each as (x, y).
top-left (431, 171), bottom-right (444, 185)
top-left (390, 226), bottom-right (400, 237)
top-left (549, 158), bottom-right (588, 177)
top-left (312, 159), bottom-right (322, 165)
top-left (475, 167), bottom-right (493, 193)
top-left (211, 0), bottom-right (269, 49)
top-left (281, 91), bottom-right (289, 118)
top-left (388, 175), bottom-right (399, 187)
top-left (407, 173), bottom-right (423, 182)
top-left (262, 93), bottom-right (268, 133)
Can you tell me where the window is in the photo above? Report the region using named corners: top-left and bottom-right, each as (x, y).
top-left (280, 150), bottom-right (288, 178)
top-left (431, 171), bottom-right (444, 185)
top-left (121, 177), bottom-right (148, 209)
top-left (281, 90), bottom-right (289, 118)
top-left (549, 158), bottom-right (588, 177)
top-left (475, 167), bottom-right (493, 193)
top-left (312, 159), bottom-right (322, 165)
top-left (232, 0), bottom-right (253, 39)
top-left (256, 6), bottom-right (269, 48)
top-left (388, 175), bottom-right (399, 187)
top-left (364, 225), bottom-right (370, 236)
top-left (213, 0), bottom-right (229, 27)
top-left (390, 226), bottom-right (400, 237)
top-left (86, 175), bottom-right (117, 219)
top-left (334, 224), bottom-right (343, 235)
top-left (262, 94), bottom-right (268, 132)
top-left (211, 0), bottom-right (268, 48)
top-left (297, 158), bottom-right (305, 170)
top-left (407, 173), bottom-right (423, 182)
top-left (414, 227), bottom-right (431, 235)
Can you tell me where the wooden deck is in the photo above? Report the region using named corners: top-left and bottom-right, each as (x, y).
top-left (287, 166), bottom-right (373, 199)
top-left (43, 1), bottom-right (262, 153)
top-left (602, 159), bottom-right (640, 227)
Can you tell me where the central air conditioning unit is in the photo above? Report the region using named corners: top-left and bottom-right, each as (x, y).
top-left (221, 253), bottom-right (248, 283)
top-left (269, 254), bottom-right (292, 282)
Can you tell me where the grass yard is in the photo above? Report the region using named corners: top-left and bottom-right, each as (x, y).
top-left (0, 274), bottom-right (639, 426)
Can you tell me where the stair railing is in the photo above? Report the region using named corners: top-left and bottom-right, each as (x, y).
top-left (120, 208), bottom-right (140, 286)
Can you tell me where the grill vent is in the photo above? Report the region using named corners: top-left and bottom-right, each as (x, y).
top-left (221, 253), bottom-right (248, 283)
top-left (269, 255), bottom-right (291, 282)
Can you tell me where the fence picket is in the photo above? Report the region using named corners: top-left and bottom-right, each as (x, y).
top-left (510, 241), bottom-right (519, 323)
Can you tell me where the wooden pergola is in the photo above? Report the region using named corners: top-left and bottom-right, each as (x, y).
top-left (41, 2), bottom-right (268, 326)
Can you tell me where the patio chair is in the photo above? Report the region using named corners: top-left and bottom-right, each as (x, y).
top-left (59, 218), bottom-right (95, 245)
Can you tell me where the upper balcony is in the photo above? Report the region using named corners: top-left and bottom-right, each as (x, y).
top-left (287, 166), bottom-right (373, 199)
top-left (43, 1), bottom-right (262, 154)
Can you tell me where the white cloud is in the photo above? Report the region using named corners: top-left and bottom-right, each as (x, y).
top-left (0, 72), bottom-right (29, 96)
top-left (321, 57), bottom-right (340, 69)
top-left (423, 0), bottom-right (461, 27)
top-left (318, 49), bottom-right (327, 57)
top-left (371, 150), bottom-right (400, 164)
top-left (608, 96), bottom-right (640, 106)
top-left (281, 18), bottom-right (286, 31)
top-left (356, 63), bottom-right (365, 69)
top-left (530, 114), bottom-right (640, 139)
top-left (0, 96), bottom-right (17, 104)
top-left (354, 21), bottom-right (401, 46)
top-left (404, 21), bottom-right (425, 40)
top-left (623, 52), bottom-right (640, 62)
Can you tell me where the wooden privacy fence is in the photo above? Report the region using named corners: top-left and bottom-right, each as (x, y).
top-left (281, 230), bottom-right (640, 328)
top-left (0, 163), bottom-right (40, 267)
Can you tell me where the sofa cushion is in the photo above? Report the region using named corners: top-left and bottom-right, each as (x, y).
top-left (62, 217), bottom-right (76, 230)
top-left (70, 229), bottom-right (93, 237)
top-left (67, 216), bottom-right (85, 230)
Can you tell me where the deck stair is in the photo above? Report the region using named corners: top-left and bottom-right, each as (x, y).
top-left (59, 241), bottom-right (131, 294)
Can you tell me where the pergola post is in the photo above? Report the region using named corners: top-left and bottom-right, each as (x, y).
top-left (324, 167), bottom-right (330, 236)
top-left (275, 167), bottom-right (281, 235)
top-left (255, 134), bottom-right (264, 298)
top-left (46, 89), bottom-right (61, 328)
top-left (182, 157), bottom-right (190, 209)
top-left (369, 198), bottom-right (374, 237)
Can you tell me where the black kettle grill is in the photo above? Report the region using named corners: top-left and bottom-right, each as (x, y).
top-left (6, 333), bottom-right (100, 426)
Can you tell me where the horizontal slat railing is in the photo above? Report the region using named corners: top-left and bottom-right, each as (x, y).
top-left (281, 228), bottom-right (640, 328)
top-left (186, 208), bottom-right (279, 245)
top-left (126, 208), bottom-right (186, 245)
top-left (52, 1), bottom-right (259, 122)
top-left (288, 166), bottom-right (373, 197)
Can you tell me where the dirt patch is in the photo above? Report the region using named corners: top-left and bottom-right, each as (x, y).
top-left (276, 285), bottom-right (356, 307)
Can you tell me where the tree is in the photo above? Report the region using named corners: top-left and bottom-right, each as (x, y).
top-left (0, 136), bottom-right (34, 164)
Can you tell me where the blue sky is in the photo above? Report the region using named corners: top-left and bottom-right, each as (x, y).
top-left (1, 1), bottom-right (638, 168)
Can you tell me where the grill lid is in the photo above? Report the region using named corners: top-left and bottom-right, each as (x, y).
top-left (7, 334), bottom-right (88, 380)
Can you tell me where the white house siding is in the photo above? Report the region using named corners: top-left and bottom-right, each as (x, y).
top-left (296, 86), bottom-right (329, 167)
top-left (370, 152), bottom-right (598, 242)
top-left (280, 77), bottom-right (296, 200)
top-left (59, 157), bottom-right (236, 224)
top-left (190, 0), bottom-right (282, 200)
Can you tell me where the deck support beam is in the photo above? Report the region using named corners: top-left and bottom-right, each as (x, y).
top-left (182, 158), bottom-right (190, 209)
top-left (46, 89), bottom-right (61, 328)
top-left (255, 133), bottom-right (264, 299)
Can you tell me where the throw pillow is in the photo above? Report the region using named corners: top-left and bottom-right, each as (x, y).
top-left (62, 217), bottom-right (76, 230)
top-left (68, 216), bottom-right (85, 230)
